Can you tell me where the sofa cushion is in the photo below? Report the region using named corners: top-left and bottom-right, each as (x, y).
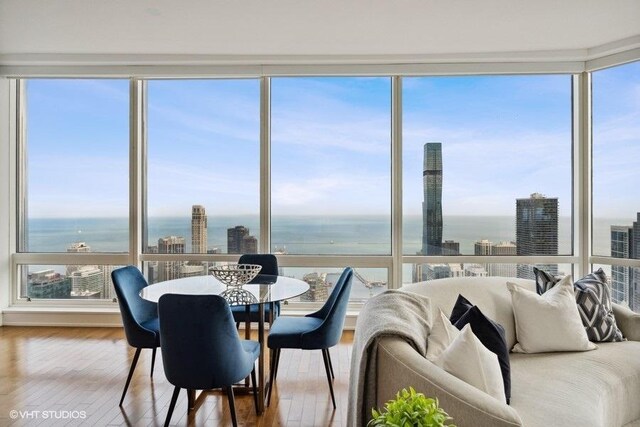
top-left (426, 308), bottom-right (461, 362)
top-left (533, 266), bottom-right (561, 294)
top-left (574, 270), bottom-right (625, 342)
top-left (453, 302), bottom-right (511, 404)
top-left (450, 294), bottom-right (474, 323)
top-left (508, 278), bottom-right (596, 353)
top-left (510, 341), bottom-right (640, 427)
top-left (436, 324), bottom-right (506, 404)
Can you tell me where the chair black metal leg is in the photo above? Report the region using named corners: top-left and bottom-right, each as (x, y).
top-left (163, 386), bottom-right (180, 427)
top-left (119, 347), bottom-right (141, 406)
top-left (150, 348), bottom-right (157, 378)
top-left (273, 348), bottom-right (281, 381)
top-left (267, 348), bottom-right (278, 406)
top-left (226, 386), bottom-right (238, 427)
top-left (251, 368), bottom-right (259, 414)
top-left (324, 348), bottom-right (335, 380)
top-left (322, 349), bottom-right (336, 409)
top-left (187, 389), bottom-right (195, 411)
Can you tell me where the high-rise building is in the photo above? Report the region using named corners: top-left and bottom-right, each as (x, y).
top-left (66, 242), bottom-right (91, 276)
top-left (465, 264), bottom-right (488, 277)
top-left (490, 241), bottom-right (517, 277)
top-left (611, 225), bottom-right (633, 307)
top-left (516, 193), bottom-right (558, 279)
top-left (191, 205), bottom-right (208, 254)
top-left (101, 265), bottom-right (117, 300)
top-left (442, 240), bottom-right (459, 255)
top-left (474, 239), bottom-right (492, 276)
top-left (157, 236), bottom-right (186, 282)
top-left (300, 272), bottom-right (329, 302)
top-left (474, 239), bottom-right (492, 256)
top-left (27, 270), bottom-right (72, 299)
top-left (423, 263), bottom-right (464, 280)
top-left (67, 242), bottom-right (91, 253)
top-left (632, 213), bottom-right (640, 312)
top-left (69, 265), bottom-right (103, 298)
top-left (227, 226), bottom-right (258, 254)
top-left (158, 236), bottom-right (185, 254)
top-left (421, 142), bottom-right (443, 255)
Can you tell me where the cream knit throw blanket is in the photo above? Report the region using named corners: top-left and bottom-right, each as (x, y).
top-left (347, 290), bottom-right (432, 426)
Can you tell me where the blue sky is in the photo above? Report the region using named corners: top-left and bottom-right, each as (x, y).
top-left (25, 63), bottom-right (639, 219)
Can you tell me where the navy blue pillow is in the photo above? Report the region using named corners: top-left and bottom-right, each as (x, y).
top-left (451, 295), bottom-right (511, 404)
top-left (450, 294), bottom-right (473, 323)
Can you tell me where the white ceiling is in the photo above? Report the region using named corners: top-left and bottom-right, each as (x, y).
top-left (0, 0), bottom-right (639, 62)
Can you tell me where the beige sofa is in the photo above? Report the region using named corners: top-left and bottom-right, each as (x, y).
top-left (375, 277), bottom-right (640, 427)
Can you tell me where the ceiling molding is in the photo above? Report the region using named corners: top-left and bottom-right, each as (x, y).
top-left (0, 35), bottom-right (638, 74)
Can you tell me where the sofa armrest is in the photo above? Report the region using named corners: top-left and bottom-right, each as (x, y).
top-left (376, 336), bottom-right (522, 427)
top-left (613, 303), bottom-right (640, 341)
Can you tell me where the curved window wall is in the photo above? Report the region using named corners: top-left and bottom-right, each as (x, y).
top-left (9, 60), bottom-right (640, 312)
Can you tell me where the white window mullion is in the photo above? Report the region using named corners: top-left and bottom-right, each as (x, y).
top-left (260, 77), bottom-right (271, 255)
top-left (130, 78), bottom-right (144, 268)
top-left (575, 72), bottom-right (592, 276)
top-left (391, 76), bottom-right (403, 289)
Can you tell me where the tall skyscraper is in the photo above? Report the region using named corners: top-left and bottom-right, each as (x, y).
top-left (227, 226), bottom-right (257, 254)
top-left (191, 205), bottom-right (208, 254)
top-left (158, 236), bottom-right (185, 282)
top-left (611, 225), bottom-right (633, 307)
top-left (516, 193), bottom-right (558, 279)
top-left (422, 142), bottom-right (443, 255)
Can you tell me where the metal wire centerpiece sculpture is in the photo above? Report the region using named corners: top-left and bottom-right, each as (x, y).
top-left (210, 263), bottom-right (262, 287)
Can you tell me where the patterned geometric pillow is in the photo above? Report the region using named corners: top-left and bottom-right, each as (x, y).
top-left (533, 267), bottom-right (562, 295)
top-left (574, 270), bottom-right (624, 342)
top-left (532, 268), bottom-right (625, 342)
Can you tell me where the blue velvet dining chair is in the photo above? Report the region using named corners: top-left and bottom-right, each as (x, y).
top-left (158, 294), bottom-right (260, 427)
top-left (231, 254), bottom-right (280, 328)
top-left (111, 266), bottom-right (160, 407)
top-left (267, 267), bottom-right (353, 409)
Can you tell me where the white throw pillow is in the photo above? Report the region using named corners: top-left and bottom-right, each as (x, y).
top-left (426, 308), bottom-right (461, 362)
top-left (507, 276), bottom-right (597, 353)
top-left (435, 324), bottom-right (506, 403)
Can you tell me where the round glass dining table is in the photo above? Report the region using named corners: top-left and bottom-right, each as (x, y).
top-left (140, 274), bottom-right (309, 306)
top-left (139, 274), bottom-right (309, 414)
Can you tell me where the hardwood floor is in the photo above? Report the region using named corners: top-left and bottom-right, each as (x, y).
top-left (0, 326), bottom-right (354, 426)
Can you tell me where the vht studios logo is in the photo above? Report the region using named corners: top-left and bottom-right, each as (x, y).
top-left (9, 410), bottom-right (87, 420)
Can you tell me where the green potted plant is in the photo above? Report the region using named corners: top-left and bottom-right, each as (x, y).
top-left (368, 387), bottom-right (455, 427)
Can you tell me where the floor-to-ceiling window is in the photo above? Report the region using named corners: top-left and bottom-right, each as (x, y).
top-left (143, 79), bottom-right (261, 284)
top-left (16, 79), bottom-right (129, 301)
top-left (270, 77), bottom-right (392, 303)
top-left (592, 60), bottom-right (640, 311)
top-left (402, 75), bottom-right (574, 284)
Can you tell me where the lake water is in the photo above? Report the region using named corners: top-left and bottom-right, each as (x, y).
top-left (24, 214), bottom-right (634, 301)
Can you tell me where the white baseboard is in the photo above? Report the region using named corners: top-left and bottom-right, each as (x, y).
top-left (0, 308), bottom-right (358, 330)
